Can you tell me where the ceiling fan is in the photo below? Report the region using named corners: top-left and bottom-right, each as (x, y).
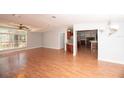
top-left (16, 24), bottom-right (31, 31)
top-left (0, 23), bottom-right (31, 31)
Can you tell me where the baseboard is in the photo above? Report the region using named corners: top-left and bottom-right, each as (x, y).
top-left (0, 46), bottom-right (42, 54)
top-left (98, 58), bottom-right (124, 65)
top-left (42, 46), bottom-right (61, 50)
top-left (26, 46), bottom-right (42, 50)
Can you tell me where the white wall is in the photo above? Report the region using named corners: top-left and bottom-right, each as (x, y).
top-left (42, 27), bottom-right (66, 49)
top-left (98, 21), bottom-right (124, 64)
top-left (74, 21), bottom-right (124, 64)
top-left (60, 33), bottom-right (65, 49)
top-left (27, 32), bottom-right (42, 48)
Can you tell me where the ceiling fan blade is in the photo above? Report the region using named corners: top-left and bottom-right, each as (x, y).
top-left (0, 24), bottom-right (18, 29)
top-left (0, 22), bottom-right (33, 32)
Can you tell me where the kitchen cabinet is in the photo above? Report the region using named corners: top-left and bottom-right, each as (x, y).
top-left (67, 44), bottom-right (73, 53)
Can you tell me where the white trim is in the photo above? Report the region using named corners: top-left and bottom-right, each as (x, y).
top-left (0, 45), bottom-right (63, 54)
top-left (0, 46), bottom-right (42, 54)
top-left (42, 45), bottom-right (62, 50)
top-left (98, 58), bottom-right (124, 65)
top-left (26, 46), bottom-right (42, 50)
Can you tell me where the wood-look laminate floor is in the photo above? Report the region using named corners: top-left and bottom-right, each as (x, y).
top-left (0, 47), bottom-right (124, 78)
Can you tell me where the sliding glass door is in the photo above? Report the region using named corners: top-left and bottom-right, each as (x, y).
top-left (0, 27), bottom-right (27, 51)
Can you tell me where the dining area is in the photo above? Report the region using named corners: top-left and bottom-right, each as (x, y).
top-left (77, 30), bottom-right (98, 54)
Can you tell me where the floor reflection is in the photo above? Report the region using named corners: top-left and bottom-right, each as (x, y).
top-left (0, 53), bottom-right (27, 77)
top-left (0, 48), bottom-right (124, 78)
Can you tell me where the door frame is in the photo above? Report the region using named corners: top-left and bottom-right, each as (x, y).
top-left (73, 28), bottom-right (99, 60)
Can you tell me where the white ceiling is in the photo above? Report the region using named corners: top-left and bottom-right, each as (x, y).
top-left (0, 14), bottom-right (123, 32)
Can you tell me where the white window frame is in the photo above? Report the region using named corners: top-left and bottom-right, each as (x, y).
top-left (0, 27), bottom-right (27, 51)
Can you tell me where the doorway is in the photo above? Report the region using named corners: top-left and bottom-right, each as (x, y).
top-left (77, 29), bottom-right (98, 58)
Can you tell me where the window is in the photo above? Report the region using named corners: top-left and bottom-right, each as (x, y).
top-left (0, 27), bottom-right (27, 51)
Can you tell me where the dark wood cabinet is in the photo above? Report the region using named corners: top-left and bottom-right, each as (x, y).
top-left (67, 44), bottom-right (73, 53)
top-left (67, 30), bottom-right (73, 53)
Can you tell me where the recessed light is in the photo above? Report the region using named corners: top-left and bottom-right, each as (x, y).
top-left (52, 16), bottom-right (56, 18)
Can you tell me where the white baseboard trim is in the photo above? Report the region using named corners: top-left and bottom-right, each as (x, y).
top-left (42, 46), bottom-right (61, 50)
top-left (0, 46), bottom-right (42, 54)
top-left (26, 46), bottom-right (42, 50)
top-left (98, 58), bottom-right (124, 65)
